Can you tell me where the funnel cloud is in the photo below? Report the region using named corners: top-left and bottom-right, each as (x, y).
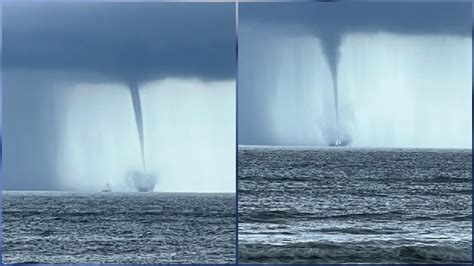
top-left (128, 81), bottom-right (146, 170)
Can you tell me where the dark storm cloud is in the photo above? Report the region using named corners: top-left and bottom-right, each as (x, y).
top-left (240, 2), bottom-right (470, 36)
top-left (3, 2), bottom-right (236, 82)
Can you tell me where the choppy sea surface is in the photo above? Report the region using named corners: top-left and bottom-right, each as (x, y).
top-left (2, 192), bottom-right (235, 263)
top-left (239, 146), bottom-right (472, 263)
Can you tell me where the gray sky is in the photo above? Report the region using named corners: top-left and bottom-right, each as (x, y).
top-left (3, 2), bottom-right (236, 83)
top-left (3, 2), bottom-right (236, 191)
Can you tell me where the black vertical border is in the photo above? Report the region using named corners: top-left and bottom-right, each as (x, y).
top-left (235, 0), bottom-right (240, 264)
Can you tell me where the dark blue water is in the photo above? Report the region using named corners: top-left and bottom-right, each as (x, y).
top-left (2, 192), bottom-right (235, 263)
top-left (239, 147), bottom-right (472, 263)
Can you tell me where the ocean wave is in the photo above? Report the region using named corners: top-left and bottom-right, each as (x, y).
top-left (451, 215), bottom-right (472, 221)
top-left (241, 210), bottom-right (407, 223)
top-left (313, 227), bottom-right (396, 235)
top-left (239, 243), bottom-right (472, 263)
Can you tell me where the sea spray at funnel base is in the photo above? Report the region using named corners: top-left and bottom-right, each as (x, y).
top-left (128, 171), bottom-right (156, 192)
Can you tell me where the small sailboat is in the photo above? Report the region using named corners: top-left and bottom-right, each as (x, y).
top-left (102, 181), bottom-right (112, 192)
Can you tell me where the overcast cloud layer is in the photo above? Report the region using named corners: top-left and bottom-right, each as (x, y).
top-left (3, 2), bottom-right (236, 82)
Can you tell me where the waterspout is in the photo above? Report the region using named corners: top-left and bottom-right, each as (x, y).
top-left (128, 80), bottom-right (146, 170)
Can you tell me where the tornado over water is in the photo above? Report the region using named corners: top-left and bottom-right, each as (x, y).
top-left (319, 32), bottom-right (342, 145)
top-left (3, 2), bottom-right (236, 192)
top-left (128, 81), bottom-right (146, 170)
top-left (237, 2), bottom-right (471, 148)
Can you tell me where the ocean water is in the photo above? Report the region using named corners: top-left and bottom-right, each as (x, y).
top-left (239, 146), bottom-right (472, 263)
top-left (2, 192), bottom-right (235, 263)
